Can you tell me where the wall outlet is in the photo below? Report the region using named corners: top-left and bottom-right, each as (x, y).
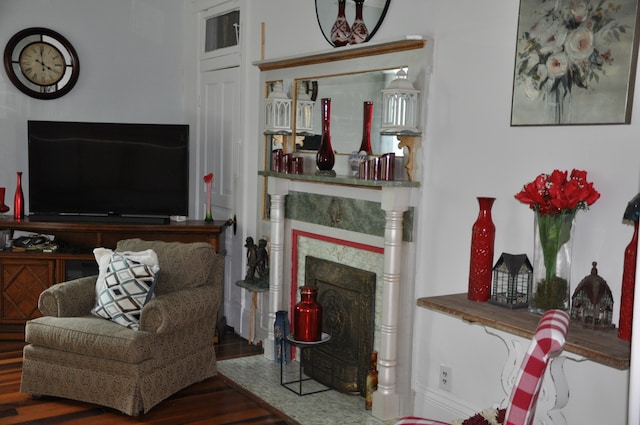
top-left (439, 365), bottom-right (452, 392)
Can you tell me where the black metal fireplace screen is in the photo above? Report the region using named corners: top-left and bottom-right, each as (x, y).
top-left (302, 256), bottom-right (376, 396)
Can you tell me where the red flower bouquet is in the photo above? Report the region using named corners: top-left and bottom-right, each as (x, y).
top-left (515, 169), bottom-right (600, 311)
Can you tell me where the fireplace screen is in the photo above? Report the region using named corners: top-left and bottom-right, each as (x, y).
top-left (302, 256), bottom-right (376, 395)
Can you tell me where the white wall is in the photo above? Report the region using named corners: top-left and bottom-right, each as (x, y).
top-left (0, 0), bottom-right (187, 214)
top-left (248, 1), bottom-right (636, 423)
top-left (0, 1), bottom-right (634, 423)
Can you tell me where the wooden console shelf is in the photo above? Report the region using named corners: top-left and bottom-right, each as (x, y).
top-left (0, 217), bottom-right (230, 337)
top-left (418, 293), bottom-right (631, 370)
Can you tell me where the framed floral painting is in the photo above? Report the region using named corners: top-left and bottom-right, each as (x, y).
top-left (511, 0), bottom-right (640, 126)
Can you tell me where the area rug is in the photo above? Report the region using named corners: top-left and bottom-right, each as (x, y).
top-left (218, 354), bottom-right (396, 425)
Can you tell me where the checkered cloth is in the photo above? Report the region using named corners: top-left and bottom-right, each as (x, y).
top-left (504, 309), bottom-right (569, 425)
top-left (394, 309), bottom-right (569, 425)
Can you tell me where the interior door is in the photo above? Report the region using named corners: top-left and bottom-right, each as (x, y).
top-left (199, 66), bottom-right (242, 332)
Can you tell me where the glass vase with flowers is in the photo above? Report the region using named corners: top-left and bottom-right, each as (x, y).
top-left (515, 169), bottom-right (600, 313)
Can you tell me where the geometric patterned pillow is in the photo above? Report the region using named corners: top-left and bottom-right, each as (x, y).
top-left (91, 248), bottom-right (160, 330)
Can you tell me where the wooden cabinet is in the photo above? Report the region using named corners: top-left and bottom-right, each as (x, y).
top-left (0, 217), bottom-right (230, 338)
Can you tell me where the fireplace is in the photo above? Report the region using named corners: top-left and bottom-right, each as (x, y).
top-left (301, 256), bottom-right (376, 396)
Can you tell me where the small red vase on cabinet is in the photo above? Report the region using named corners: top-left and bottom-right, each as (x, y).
top-left (468, 197), bottom-right (496, 301)
top-left (619, 220), bottom-right (638, 341)
top-left (293, 286), bottom-right (322, 342)
top-left (14, 172), bottom-right (24, 220)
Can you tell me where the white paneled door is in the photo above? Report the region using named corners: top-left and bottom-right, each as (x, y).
top-left (199, 66), bottom-right (243, 331)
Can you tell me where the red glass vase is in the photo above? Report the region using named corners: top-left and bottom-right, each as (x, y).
top-left (349, 0), bottom-right (369, 45)
top-left (14, 172), bottom-right (24, 220)
top-left (293, 286), bottom-right (322, 342)
top-left (468, 197), bottom-right (496, 301)
top-left (330, 0), bottom-right (350, 47)
top-left (619, 220), bottom-right (638, 341)
top-left (359, 101), bottom-right (373, 154)
top-left (0, 188), bottom-right (9, 213)
top-left (315, 98), bottom-right (335, 172)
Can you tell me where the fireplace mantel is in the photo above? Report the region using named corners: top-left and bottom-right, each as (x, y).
top-left (263, 173), bottom-right (419, 420)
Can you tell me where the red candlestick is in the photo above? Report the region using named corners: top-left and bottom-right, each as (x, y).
top-left (619, 220), bottom-right (638, 341)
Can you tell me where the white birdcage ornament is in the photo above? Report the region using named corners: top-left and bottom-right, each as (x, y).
top-left (265, 81), bottom-right (291, 133)
top-left (381, 69), bottom-right (420, 134)
top-left (296, 81), bottom-right (315, 134)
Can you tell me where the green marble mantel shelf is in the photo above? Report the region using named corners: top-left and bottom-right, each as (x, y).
top-left (258, 171), bottom-right (421, 188)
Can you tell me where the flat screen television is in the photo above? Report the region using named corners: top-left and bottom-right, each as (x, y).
top-left (28, 120), bottom-right (189, 223)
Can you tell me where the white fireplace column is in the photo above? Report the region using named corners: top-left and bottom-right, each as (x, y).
top-left (264, 177), bottom-right (289, 361)
top-left (372, 187), bottom-right (412, 421)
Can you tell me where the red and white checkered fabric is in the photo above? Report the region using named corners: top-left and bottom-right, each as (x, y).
top-left (394, 309), bottom-right (569, 425)
top-left (504, 309), bottom-right (569, 425)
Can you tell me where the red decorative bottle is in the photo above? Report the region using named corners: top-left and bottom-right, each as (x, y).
top-left (14, 172), bottom-right (24, 220)
top-left (349, 0), bottom-right (369, 45)
top-left (365, 351), bottom-right (378, 410)
top-left (359, 101), bottom-right (373, 154)
top-left (293, 286), bottom-right (322, 342)
top-left (468, 197), bottom-right (496, 302)
top-left (315, 98), bottom-right (335, 173)
top-left (330, 0), bottom-right (350, 47)
top-left (619, 220), bottom-right (638, 341)
top-left (0, 188), bottom-right (9, 213)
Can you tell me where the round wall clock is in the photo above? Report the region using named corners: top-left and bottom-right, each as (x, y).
top-left (3, 27), bottom-right (80, 100)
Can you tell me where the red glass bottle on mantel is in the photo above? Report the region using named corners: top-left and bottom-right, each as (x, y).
top-left (293, 286), bottom-right (323, 342)
top-left (13, 172), bottom-right (24, 220)
top-left (468, 197), bottom-right (496, 301)
top-left (315, 98), bottom-right (335, 174)
top-left (358, 101), bottom-right (373, 154)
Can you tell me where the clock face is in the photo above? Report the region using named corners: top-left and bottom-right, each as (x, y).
top-left (3, 27), bottom-right (79, 99)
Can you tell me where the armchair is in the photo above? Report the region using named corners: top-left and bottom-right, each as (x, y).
top-left (20, 238), bottom-right (224, 416)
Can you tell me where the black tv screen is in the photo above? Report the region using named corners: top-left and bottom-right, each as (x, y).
top-left (28, 120), bottom-right (189, 223)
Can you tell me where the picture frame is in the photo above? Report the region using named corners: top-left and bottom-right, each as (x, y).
top-left (510, 0), bottom-right (640, 126)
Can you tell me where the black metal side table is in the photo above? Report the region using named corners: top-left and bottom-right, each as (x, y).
top-left (280, 332), bottom-right (332, 396)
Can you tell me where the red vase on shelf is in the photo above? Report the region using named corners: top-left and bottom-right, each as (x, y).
top-left (315, 98), bottom-right (335, 174)
top-left (330, 0), bottom-right (350, 47)
top-left (358, 101), bottom-right (373, 154)
top-left (619, 219), bottom-right (638, 341)
top-left (468, 197), bottom-right (496, 302)
top-left (349, 0), bottom-right (369, 45)
top-left (293, 286), bottom-right (322, 342)
top-left (14, 172), bottom-right (24, 220)
top-left (0, 188), bottom-right (9, 213)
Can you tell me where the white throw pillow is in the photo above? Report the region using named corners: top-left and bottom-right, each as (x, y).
top-left (91, 248), bottom-right (160, 330)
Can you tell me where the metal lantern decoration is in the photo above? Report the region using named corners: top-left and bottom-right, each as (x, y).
top-left (490, 253), bottom-right (532, 309)
top-left (295, 81), bottom-right (315, 134)
top-left (381, 69), bottom-right (420, 134)
top-left (265, 81), bottom-right (292, 133)
top-left (571, 262), bottom-right (615, 330)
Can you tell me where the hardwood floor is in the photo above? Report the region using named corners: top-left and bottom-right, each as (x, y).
top-left (0, 329), bottom-right (298, 425)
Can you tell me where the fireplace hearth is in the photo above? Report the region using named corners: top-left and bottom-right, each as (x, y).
top-left (301, 256), bottom-right (376, 396)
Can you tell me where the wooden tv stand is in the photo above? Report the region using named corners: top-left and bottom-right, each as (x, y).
top-left (0, 216), bottom-right (231, 338)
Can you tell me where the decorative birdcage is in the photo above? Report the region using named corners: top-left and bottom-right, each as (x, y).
top-left (490, 253), bottom-right (532, 309)
top-left (570, 262), bottom-right (615, 330)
